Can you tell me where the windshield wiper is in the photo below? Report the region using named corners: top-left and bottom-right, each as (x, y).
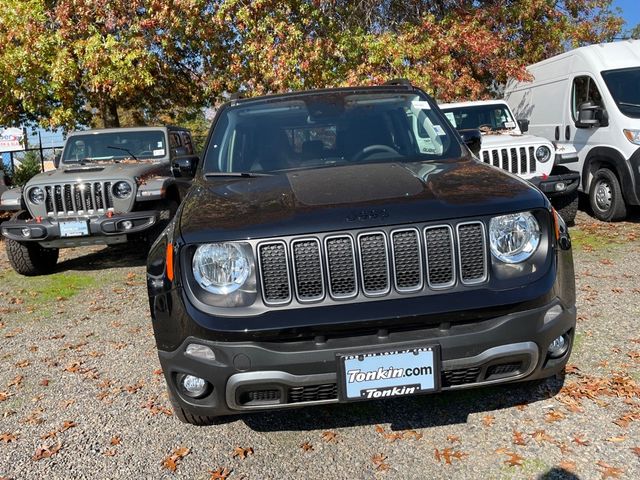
top-left (107, 145), bottom-right (138, 160)
top-left (204, 172), bottom-right (272, 178)
top-left (618, 101), bottom-right (640, 108)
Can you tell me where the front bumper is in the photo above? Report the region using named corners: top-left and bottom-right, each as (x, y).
top-left (530, 172), bottom-right (580, 198)
top-left (1, 210), bottom-right (160, 244)
top-left (159, 299), bottom-right (576, 417)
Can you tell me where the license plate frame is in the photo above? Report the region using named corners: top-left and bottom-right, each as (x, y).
top-left (59, 220), bottom-right (89, 237)
top-left (337, 345), bottom-right (440, 402)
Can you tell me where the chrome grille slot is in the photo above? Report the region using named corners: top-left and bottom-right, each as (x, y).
top-left (457, 222), bottom-right (487, 284)
top-left (325, 236), bottom-right (357, 299)
top-left (481, 146), bottom-right (539, 175)
top-left (510, 148), bottom-right (518, 173)
top-left (529, 146), bottom-right (536, 173)
top-left (258, 241), bottom-right (291, 305)
top-left (358, 232), bottom-right (390, 296)
top-left (425, 226), bottom-right (455, 288)
top-left (42, 181), bottom-right (115, 216)
top-left (291, 239), bottom-right (324, 302)
top-left (391, 229), bottom-right (422, 292)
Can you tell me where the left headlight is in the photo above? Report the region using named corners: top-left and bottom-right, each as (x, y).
top-left (489, 212), bottom-right (541, 263)
top-left (193, 242), bottom-right (251, 294)
top-left (28, 187), bottom-right (45, 204)
top-left (535, 146), bottom-right (551, 163)
top-left (113, 181), bottom-right (132, 199)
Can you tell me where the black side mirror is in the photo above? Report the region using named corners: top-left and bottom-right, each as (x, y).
top-left (458, 129), bottom-right (482, 156)
top-left (517, 119), bottom-right (529, 133)
top-left (172, 146), bottom-right (189, 156)
top-left (53, 151), bottom-right (61, 169)
top-left (575, 102), bottom-right (608, 128)
top-left (173, 156), bottom-right (198, 178)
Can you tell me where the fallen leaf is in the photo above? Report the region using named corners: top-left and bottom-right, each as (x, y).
top-left (300, 441), bottom-right (313, 452)
top-left (544, 409), bottom-right (565, 423)
top-left (209, 467), bottom-right (232, 480)
top-left (321, 431), bottom-right (338, 443)
top-left (531, 430), bottom-right (554, 444)
top-left (383, 432), bottom-right (403, 442)
top-left (558, 460), bottom-right (576, 471)
top-left (60, 421), bottom-right (76, 432)
top-left (7, 375), bottom-right (23, 388)
top-left (0, 432), bottom-right (18, 443)
top-left (372, 453), bottom-right (390, 471)
top-left (434, 447), bottom-right (466, 465)
top-left (103, 448), bottom-right (117, 457)
top-left (32, 441), bottom-right (62, 461)
top-left (404, 430), bottom-right (423, 440)
top-left (231, 446), bottom-right (254, 460)
top-left (446, 434), bottom-right (460, 443)
top-left (39, 379), bottom-right (49, 387)
top-left (161, 446), bottom-right (191, 472)
top-left (15, 360), bottom-right (30, 368)
top-left (606, 435), bottom-right (627, 443)
top-left (512, 430), bottom-right (527, 446)
top-left (110, 436), bottom-right (121, 446)
top-left (0, 391), bottom-right (12, 402)
top-left (630, 446), bottom-right (640, 456)
top-left (572, 435), bottom-right (590, 446)
top-left (482, 415), bottom-right (495, 427)
top-left (503, 451), bottom-right (524, 467)
top-left (596, 460), bottom-right (624, 479)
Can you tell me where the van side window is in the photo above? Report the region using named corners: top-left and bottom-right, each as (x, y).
top-left (571, 76), bottom-right (603, 120)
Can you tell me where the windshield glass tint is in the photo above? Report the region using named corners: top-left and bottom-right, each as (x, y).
top-left (62, 130), bottom-right (167, 163)
top-left (204, 92), bottom-right (462, 173)
top-left (602, 67), bottom-right (640, 119)
top-left (440, 104), bottom-right (517, 131)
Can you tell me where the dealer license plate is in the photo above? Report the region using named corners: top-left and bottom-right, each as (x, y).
top-left (339, 346), bottom-right (439, 401)
top-left (59, 220), bottom-right (89, 237)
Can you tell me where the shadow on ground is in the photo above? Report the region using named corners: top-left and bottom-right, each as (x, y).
top-left (242, 374), bottom-right (565, 432)
top-left (55, 243), bottom-right (147, 272)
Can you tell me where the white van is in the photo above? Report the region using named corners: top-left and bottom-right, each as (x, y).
top-left (440, 100), bottom-right (580, 223)
top-left (505, 40), bottom-right (640, 221)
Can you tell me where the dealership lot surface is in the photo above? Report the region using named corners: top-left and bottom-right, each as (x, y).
top-left (1, 211), bottom-right (639, 480)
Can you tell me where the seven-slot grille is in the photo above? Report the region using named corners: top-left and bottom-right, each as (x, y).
top-left (44, 182), bottom-right (114, 216)
top-left (481, 146), bottom-right (536, 175)
top-left (258, 222), bottom-right (487, 305)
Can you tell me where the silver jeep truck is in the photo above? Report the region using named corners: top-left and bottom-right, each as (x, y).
top-left (0, 126), bottom-right (198, 276)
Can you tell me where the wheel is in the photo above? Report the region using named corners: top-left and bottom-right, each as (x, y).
top-left (551, 190), bottom-right (578, 226)
top-left (168, 389), bottom-right (219, 426)
top-left (6, 238), bottom-right (59, 276)
top-left (144, 199), bottom-right (178, 248)
top-left (588, 168), bottom-right (627, 221)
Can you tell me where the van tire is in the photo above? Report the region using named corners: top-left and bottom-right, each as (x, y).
top-left (551, 190), bottom-right (578, 226)
top-left (588, 168), bottom-right (627, 222)
top-left (6, 238), bottom-right (59, 276)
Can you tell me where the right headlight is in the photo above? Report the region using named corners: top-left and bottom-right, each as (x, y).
top-left (489, 212), bottom-right (541, 263)
top-left (113, 181), bottom-right (132, 199)
top-left (28, 186), bottom-right (45, 204)
top-left (193, 242), bottom-right (251, 294)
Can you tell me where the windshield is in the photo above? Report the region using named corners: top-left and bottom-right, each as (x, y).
top-left (601, 67), bottom-right (640, 119)
top-left (62, 130), bottom-right (167, 163)
top-left (203, 92), bottom-right (462, 174)
top-left (440, 104), bottom-right (517, 132)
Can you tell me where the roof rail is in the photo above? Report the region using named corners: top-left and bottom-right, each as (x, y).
top-left (383, 78), bottom-right (413, 87)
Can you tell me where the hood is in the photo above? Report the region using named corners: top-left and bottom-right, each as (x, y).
top-left (179, 159), bottom-right (546, 243)
top-left (27, 161), bottom-right (168, 186)
top-left (480, 133), bottom-right (552, 149)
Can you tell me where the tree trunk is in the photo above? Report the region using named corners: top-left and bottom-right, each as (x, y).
top-left (100, 99), bottom-right (120, 128)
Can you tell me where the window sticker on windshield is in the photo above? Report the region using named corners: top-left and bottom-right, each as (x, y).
top-left (504, 121), bottom-right (516, 129)
top-left (153, 149), bottom-right (165, 156)
top-left (444, 112), bottom-right (457, 128)
top-left (157, 141), bottom-right (163, 148)
top-left (411, 100), bottom-right (431, 110)
top-left (432, 125), bottom-right (446, 136)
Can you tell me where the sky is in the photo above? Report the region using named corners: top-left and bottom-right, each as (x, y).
top-left (612, 0), bottom-right (640, 33)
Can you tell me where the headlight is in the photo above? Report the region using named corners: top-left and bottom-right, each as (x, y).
top-left (489, 212), bottom-right (541, 263)
top-left (28, 187), bottom-right (45, 204)
top-left (193, 242), bottom-right (251, 294)
top-left (113, 181), bottom-right (132, 199)
top-left (623, 129), bottom-right (640, 145)
top-left (535, 146), bottom-right (551, 163)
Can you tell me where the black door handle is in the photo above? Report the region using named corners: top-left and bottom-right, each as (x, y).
top-left (555, 126), bottom-right (560, 140)
top-left (565, 125), bottom-right (570, 140)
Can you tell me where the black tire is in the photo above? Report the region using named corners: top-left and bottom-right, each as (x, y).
top-left (168, 389), bottom-right (219, 426)
top-left (551, 190), bottom-right (578, 226)
top-left (6, 238), bottom-right (59, 276)
top-left (588, 167), bottom-right (627, 222)
top-left (144, 199), bottom-right (179, 249)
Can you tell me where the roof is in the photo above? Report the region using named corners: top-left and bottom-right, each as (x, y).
top-left (529, 39), bottom-right (640, 72)
top-left (439, 99), bottom-right (507, 109)
top-left (67, 126), bottom-right (185, 137)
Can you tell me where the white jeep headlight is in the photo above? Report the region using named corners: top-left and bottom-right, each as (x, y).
top-left (193, 242), bottom-right (251, 294)
top-left (489, 212), bottom-right (541, 263)
top-left (535, 146), bottom-right (551, 163)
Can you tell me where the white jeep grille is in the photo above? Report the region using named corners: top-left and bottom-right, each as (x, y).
top-left (481, 146), bottom-right (536, 176)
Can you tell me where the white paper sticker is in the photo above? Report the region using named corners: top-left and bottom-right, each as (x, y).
top-left (444, 112), bottom-right (457, 128)
top-left (504, 121), bottom-right (516, 129)
top-left (157, 141), bottom-right (163, 148)
top-left (433, 125), bottom-right (446, 136)
top-left (153, 149), bottom-right (165, 156)
top-left (411, 100), bottom-right (431, 110)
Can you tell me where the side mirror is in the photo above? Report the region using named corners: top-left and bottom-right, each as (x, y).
top-left (172, 156), bottom-right (198, 178)
top-left (172, 146), bottom-right (189, 157)
top-left (575, 102), bottom-right (608, 128)
top-left (517, 119), bottom-right (529, 133)
top-left (458, 129), bottom-right (482, 156)
top-left (53, 151), bottom-right (61, 169)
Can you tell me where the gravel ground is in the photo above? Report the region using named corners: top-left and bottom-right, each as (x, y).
top-left (1, 209), bottom-right (639, 480)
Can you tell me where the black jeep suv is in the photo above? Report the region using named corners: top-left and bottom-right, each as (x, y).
top-left (147, 84), bottom-right (576, 424)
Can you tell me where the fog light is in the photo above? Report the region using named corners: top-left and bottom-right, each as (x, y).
top-left (21, 227), bottom-right (31, 237)
top-left (179, 374), bottom-right (209, 398)
top-left (548, 334), bottom-right (570, 358)
top-left (554, 182), bottom-right (566, 192)
top-left (121, 220), bottom-right (133, 230)
top-left (185, 343), bottom-right (216, 361)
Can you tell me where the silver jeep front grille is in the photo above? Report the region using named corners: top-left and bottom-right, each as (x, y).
top-left (44, 182), bottom-right (114, 216)
top-left (258, 222), bottom-right (488, 306)
top-left (481, 146), bottom-right (536, 175)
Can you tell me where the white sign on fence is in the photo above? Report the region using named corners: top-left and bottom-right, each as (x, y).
top-left (0, 127), bottom-right (25, 152)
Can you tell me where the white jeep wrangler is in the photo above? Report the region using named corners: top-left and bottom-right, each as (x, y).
top-left (440, 100), bottom-right (580, 224)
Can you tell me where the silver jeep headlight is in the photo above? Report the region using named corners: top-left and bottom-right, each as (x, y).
top-left (535, 146), bottom-right (551, 163)
top-left (113, 181), bottom-right (132, 199)
top-left (28, 187), bottom-right (45, 204)
top-left (193, 242), bottom-right (251, 294)
top-left (489, 212), bottom-right (541, 263)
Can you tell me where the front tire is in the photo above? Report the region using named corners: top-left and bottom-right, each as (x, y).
top-left (551, 190), bottom-right (578, 226)
top-left (167, 389), bottom-right (219, 426)
top-left (589, 168), bottom-right (627, 222)
top-left (144, 199), bottom-right (178, 249)
top-left (6, 238), bottom-right (59, 276)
